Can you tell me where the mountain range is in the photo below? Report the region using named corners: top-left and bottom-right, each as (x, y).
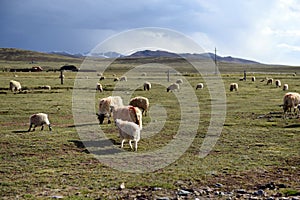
top-left (50, 49), bottom-right (260, 64)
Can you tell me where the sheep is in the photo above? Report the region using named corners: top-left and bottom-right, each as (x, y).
top-left (96, 83), bottom-right (103, 92)
top-left (97, 96), bottom-right (124, 124)
top-left (9, 80), bottom-right (21, 93)
top-left (99, 76), bottom-right (105, 81)
top-left (129, 96), bottom-right (149, 116)
top-left (167, 83), bottom-right (180, 92)
top-left (143, 81), bottom-right (151, 91)
top-left (229, 83), bottom-right (238, 91)
top-left (251, 76), bottom-right (256, 82)
top-left (267, 78), bottom-right (273, 85)
top-left (114, 77), bottom-right (119, 82)
top-left (120, 76), bottom-right (127, 81)
top-left (283, 84), bottom-right (289, 91)
top-left (282, 92), bottom-right (300, 117)
top-left (141, 72), bottom-right (147, 76)
top-left (176, 79), bottom-right (183, 84)
top-left (275, 80), bottom-right (281, 87)
top-left (196, 83), bottom-right (204, 90)
top-left (115, 119), bottom-right (141, 151)
top-left (28, 113), bottom-right (52, 132)
top-left (112, 106), bottom-right (143, 129)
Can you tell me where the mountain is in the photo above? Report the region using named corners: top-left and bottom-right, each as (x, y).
top-left (48, 51), bottom-right (84, 58)
top-left (126, 50), bottom-right (260, 64)
top-left (86, 51), bottom-right (123, 58)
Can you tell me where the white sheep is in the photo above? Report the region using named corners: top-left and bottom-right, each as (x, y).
top-left (120, 76), bottom-right (127, 81)
top-left (115, 119), bottom-right (141, 151)
top-left (114, 77), bottom-right (119, 82)
top-left (28, 113), bottom-right (52, 132)
top-left (9, 80), bottom-right (22, 93)
top-left (229, 83), bottom-right (238, 91)
top-left (112, 106), bottom-right (143, 129)
top-left (97, 96), bottom-right (124, 124)
top-left (282, 92), bottom-right (300, 116)
top-left (251, 76), bottom-right (256, 82)
top-left (143, 81), bottom-right (151, 91)
top-left (275, 80), bottom-right (281, 87)
top-left (129, 96), bottom-right (149, 116)
top-left (176, 79), bottom-right (183, 84)
top-left (267, 78), bottom-right (273, 85)
top-left (196, 83), bottom-right (204, 90)
top-left (283, 84), bottom-right (289, 91)
top-left (167, 83), bottom-right (180, 92)
top-left (96, 83), bottom-right (103, 92)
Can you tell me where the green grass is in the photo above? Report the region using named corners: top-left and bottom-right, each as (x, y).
top-left (0, 57), bottom-right (299, 199)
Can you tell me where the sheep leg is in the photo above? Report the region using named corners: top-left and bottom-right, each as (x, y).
top-left (129, 140), bottom-right (133, 150)
top-left (134, 140), bottom-right (138, 151)
top-left (41, 125), bottom-right (44, 131)
top-left (32, 125), bottom-right (36, 131)
top-left (48, 124), bottom-right (52, 131)
top-left (121, 139), bottom-right (125, 148)
top-left (28, 124), bottom-right (33, 132)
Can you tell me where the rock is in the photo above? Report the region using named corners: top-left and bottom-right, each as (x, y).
top-left (236, 189), bottom-right (247, 194)
top-left (253, 189), bottom-right (265, 196)
top-left (119, 182), bottom-right (125, 190)
top-left (215, 183), bottom-right (223, 188)
top-left (156, 197), bottom-right (170, 200)
top-left (178, 189), bottom-right (190, 196)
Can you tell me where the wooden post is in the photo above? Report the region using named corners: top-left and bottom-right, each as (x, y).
top-left (243, 70), bottom-right (246, 81)
top-left (60, 70), bottom-right (64, 85)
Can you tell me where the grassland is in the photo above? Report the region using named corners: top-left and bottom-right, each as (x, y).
top-left (0, 52), bottom-right (299, 199)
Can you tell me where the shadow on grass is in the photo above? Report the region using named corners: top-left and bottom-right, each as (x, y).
top-left (12, 130), bottom-right (29, 133)
top-left (284, 124), bottom-right (300, 128)
top-left (67, 122), bottom-right (99, 128)
top-left (69, 138), bottom-right (121, 155)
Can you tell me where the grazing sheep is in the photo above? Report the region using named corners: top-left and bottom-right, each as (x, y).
top-left (176, 79), bottom-right (183, 84)
top-left (267, 78), bottom-right (273, 85)
top-left (282, 92), bottom-right (300, 116)
top-left (28, 113), bottom-right (52, 132)
top-left (114, 77), bottom-right (119, 82)
top-left (275, 80), bottom-right (281, 87)
top-left (99, 76), bottom-right (105, 81)
top-left (9, 80), bottom-right (22, 93)
top-left (112, 106), bottom-right (143, 129)
top-left (196, 83), bottom-right (204, 90)
top-left (115, 119), bottom-right (141, 151)
top-left (229, 83), bottom-right (238, 91)
top-left (120, 76), bottom-right (127, 81)
top-left (129, 96), bottom-right (149, 116)
top-left (167, 83), bottom-right (180, 92)
top-left (251, 76), bottom-right (256, 82)
top-left (96, 83), bottom-right (103, 92)
top-left (143, 81), bottom-right (151, 91)
top-left (283, 84), bottom-right (289, 91)
top-left (97, 96), bottom-right (124, 124)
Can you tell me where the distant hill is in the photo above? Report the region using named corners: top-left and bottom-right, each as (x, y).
top-left (0, 48), bottom-right (82, 62)
top-left (127, 50), bottom-right (260, 64)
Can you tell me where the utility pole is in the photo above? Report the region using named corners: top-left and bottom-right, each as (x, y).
top-left (214, 47), bottom-right (217, 74)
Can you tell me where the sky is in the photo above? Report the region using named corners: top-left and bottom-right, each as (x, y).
top-left (0, 0), bottom-right (300, 66)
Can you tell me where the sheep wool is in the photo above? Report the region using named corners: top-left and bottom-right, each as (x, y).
top-left (129, 96), bottom-right (149, 116)
top-left (115, 118), bottom-right (141, 151)
top-left (28, 113), bottom-right (52, 131)
top-left (9, 80), bottom-right (21, 92)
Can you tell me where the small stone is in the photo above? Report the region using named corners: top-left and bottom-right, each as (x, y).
top-left (215, 183), bottom-right (223, 188)
top-left (51, 196), bottom-right (63, 199)
top-left (178, 189), bottom-right (190, 196)
top-left (236, 189), bottom-right (247, 194)
top-left (119, 182), bottom-right (125, 190)
top-left (156, 197), bottom-right (170, 200)
top-left (253, 189), bottom-right (265, 196)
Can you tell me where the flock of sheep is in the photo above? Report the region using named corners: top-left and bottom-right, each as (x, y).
top-left (8, 72), bottom-right (300, 152)
top-left (229, 76), bottom-right (300, 117)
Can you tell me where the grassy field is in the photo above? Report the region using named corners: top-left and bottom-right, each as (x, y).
top-left (0, 55), bottom-right (300, 199)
